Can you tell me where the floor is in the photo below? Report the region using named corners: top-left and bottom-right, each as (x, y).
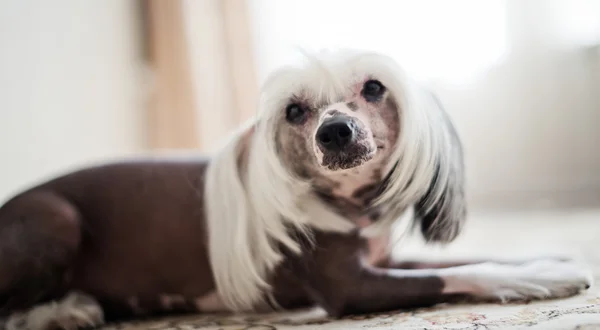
top-left (101, 209), bottom-right (600, 330)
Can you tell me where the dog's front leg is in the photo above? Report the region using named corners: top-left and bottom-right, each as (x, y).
top-left (323, 261), bottom-right (591, 318)
top-left (285, 232), bottom-right (593, 318)
top-left (375, 256), bottom-right (575, 270)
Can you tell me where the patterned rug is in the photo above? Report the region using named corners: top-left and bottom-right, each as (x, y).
top-left (100, 210), bottom-right (600, 330)
top-left (101, 292), bottom-right (600, 330)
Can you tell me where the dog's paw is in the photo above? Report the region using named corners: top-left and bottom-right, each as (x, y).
top-left (5, 292), bottom-right (104, 330)
top-left (443, 259), bottom-right (593, 302)
top-left (515, 259), bottom-right (593, 297)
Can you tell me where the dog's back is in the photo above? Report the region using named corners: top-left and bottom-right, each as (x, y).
top-left (0, 160), bottom-right (223, 323)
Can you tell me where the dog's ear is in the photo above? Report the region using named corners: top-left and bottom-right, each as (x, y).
top-left (236, 124), bottom-right (256, 170)
top-left (414, 98), bottom-right (467, 244)
top-left (205, 121), bottom-right (271, 311)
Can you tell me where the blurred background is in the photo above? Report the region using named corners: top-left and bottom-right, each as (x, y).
top-left (1, 0), bottom-right (599, 215)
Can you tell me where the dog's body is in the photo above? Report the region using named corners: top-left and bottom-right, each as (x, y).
top-left (0, 50), bottom-right (593, 330)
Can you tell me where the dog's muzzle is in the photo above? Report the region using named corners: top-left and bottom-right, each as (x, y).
top-left (316, 117), bottom-right (356, 152)
top-left (315, 116), bottom-right (374, 170)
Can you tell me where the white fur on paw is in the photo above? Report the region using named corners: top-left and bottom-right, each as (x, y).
top-left (6, 292), bottom-right (104, 330)
top-left (442, 259), bottom-right (593, 302)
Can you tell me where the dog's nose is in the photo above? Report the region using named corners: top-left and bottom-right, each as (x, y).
top-left (316, 117), bottom-right (355, 151)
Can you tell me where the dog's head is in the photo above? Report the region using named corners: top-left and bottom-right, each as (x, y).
top-left (250, 49), bottom-right (465, 237)
top-left (278, 77), bottom-right (399, 176)
top-left (246, 49), bottom-right (464, 237)
top-left (258, 51), bottom-right (406, 189)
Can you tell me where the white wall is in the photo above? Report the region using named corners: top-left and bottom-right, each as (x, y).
top-left (0, 0), bottom-right (146, 202)
top-left (249, 0), bottom-right (600, 210)
top-left (435, 0), bottom-right (600, 208)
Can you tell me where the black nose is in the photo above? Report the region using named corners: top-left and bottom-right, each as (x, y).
top-left (316, 117), bottom-right (355, 151)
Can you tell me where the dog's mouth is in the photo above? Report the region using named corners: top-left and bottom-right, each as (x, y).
top-left (320, 143), bottom-right (376, 171)
top-left (315, 116), bottom-right (376, 171)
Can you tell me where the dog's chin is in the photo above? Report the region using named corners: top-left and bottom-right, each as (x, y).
top-left (320, 145), bottom-right (376, 171)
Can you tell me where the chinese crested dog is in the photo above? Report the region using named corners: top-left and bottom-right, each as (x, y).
top-left (0, 50), bottom-right (592, 330)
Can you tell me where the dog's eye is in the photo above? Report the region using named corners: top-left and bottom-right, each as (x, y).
top-left (285, 103), bottom-right (308, 124)
top-left (362, 80), bottom-right (386, 102)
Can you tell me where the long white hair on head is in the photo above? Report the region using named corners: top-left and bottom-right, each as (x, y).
top-left (205, 53), bottom-right (355, 312)
top-left (353, 52), bottom-right (465, 242)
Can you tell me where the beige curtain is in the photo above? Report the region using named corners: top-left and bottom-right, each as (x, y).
top-left (142, 0), bottom-right (258, 151)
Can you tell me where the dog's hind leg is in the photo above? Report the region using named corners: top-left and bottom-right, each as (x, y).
top-left (4, 292), bottom-right (103, 330)
top-left (0, 191), bottom-right (104, 330)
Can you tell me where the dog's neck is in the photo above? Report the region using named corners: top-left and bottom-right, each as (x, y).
top-left (312, 162), bottom-right (386, 221)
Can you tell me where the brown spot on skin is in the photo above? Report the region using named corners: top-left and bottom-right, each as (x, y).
top-left (314, 189), bottom-right (363, 217)
top-left (369, 209), bottom-right (381, 221)
top-left (312, 178), bottom-right (341, 191)
top-left (352, 183), bottom-right (378, 199)
top-left (277, 122), bottom-right (318, 179)
top-left (351, 182), bottom-right (384, 206)
top-left (382, 95), bottom-right (401, 146)
top-left (347, 102), bottom-right (359, 111)
top-left (314, 188), bottom-right (335, 203)
top-left (297, 168), bottom-right (310, 179)
top-left (327, 109), bottom-right (344, 117)
top-left (371, 169), bottom-right (382, 181)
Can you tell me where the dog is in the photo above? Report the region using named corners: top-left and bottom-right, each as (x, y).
top-left (0, 49), bottom-right (593, 330)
